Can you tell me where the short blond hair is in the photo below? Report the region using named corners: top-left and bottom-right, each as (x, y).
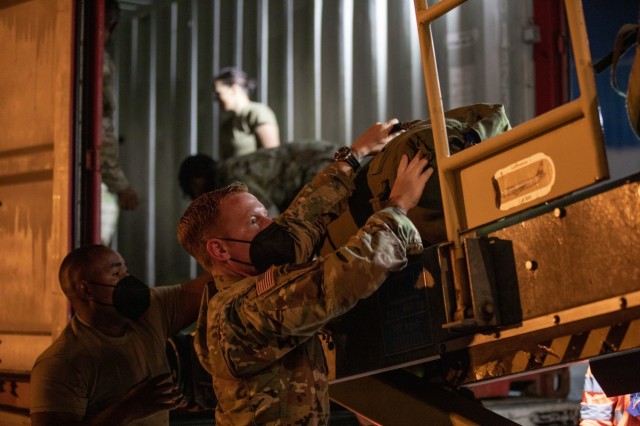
top-left (177, 182), bottom-right (248, 270)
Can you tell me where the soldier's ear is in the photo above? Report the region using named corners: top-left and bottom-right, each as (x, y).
top-left (76, 280), bottom-right (91, 300)
top-left (206, 238), bottom-right (229, 261)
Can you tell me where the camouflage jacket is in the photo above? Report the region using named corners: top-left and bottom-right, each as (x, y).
top-left (101, 51), bottom-right (130, 194)
top-left (194, 163), bottom-right (423, 425)
top-left (216, 140), bottom-right (338, 215)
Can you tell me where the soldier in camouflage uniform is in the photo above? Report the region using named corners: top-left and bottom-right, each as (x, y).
top-left (178, 140), bottom-right (338, 215)
top-left (177, 119), bottom-right (434, 425)
top-left (101, 0), bottom-right (139, 245)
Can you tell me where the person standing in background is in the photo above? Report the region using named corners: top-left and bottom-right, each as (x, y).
top-left (580, 365), bottom-right (640, 426)
top-left (178, 140), bottom-right (337, 215)
top-left (213, 67), bottom-right (281, 159)
top-left (101, 0), bottom-right (139, 245)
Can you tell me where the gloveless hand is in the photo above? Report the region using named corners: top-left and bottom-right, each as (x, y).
top-left (350, 118), bottom-right (403, 160)
top-left (387, 154), bottom-right (434, 214)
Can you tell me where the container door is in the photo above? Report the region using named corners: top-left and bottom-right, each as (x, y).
top-left (0, 0), bottom-right (75, 381)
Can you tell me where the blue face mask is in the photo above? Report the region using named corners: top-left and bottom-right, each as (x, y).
top-left (87, 275), bottom-right (151, 321)
top-left (628, 393), bottom-right (640, 417)
top-left (217, 222), bottom-right (296, 273)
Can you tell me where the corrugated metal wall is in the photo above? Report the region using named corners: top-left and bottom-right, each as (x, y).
top-left (110, 0), bottom-right (534, 285)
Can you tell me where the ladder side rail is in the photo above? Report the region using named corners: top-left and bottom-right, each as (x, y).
top-left (565, 0), bottom-right (609, 176)
top-left (413, 0), bottom-right (471, 322)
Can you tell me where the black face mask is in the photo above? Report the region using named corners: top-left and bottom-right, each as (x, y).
top-left (88, 275), bottom-right (151, 321)
top-left (217, 222), bottom-right (296, 274)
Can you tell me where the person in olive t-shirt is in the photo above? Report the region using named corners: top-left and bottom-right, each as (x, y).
top-left (213, 67), bottom-right (280, 159)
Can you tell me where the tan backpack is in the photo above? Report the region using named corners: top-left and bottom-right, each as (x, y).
top-left (321, 103), bottom-right (512, 254)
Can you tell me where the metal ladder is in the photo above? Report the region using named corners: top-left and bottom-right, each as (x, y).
top-left (412, 0), bottom-right (608, 329)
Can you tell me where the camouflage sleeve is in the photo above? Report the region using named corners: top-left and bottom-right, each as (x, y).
top-left (272, 162), bottom-right (355, 263)
top-left (100, 52), bottom-right (130, 194)
top-left (247, 207), bottom-right (422, 337)
top-left (100, 121), bottom-right (130, 193)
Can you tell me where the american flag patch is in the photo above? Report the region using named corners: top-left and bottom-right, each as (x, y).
top-left (256, 268), bottom-right (275, 295)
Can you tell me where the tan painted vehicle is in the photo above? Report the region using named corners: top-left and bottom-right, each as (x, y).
top-left (1, 0), bottom-right (638, 424)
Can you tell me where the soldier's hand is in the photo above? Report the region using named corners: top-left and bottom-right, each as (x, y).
top-left (387, 154), bottom-right (434, 214)
top-left (118, 373), bottom-right (183, 421)
top-left (118, 186), bottom-right (139, 210)
top-left (350, 118), bottom-right (402, 160)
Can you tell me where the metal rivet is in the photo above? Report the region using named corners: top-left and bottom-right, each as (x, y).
top-left (553, 207), bottom-right (566, 218)
top-left (525, 260), bottom-right (538, 271)
top-left (553, 315), bottom-right (560, 325)
top-left (481, 302), bottom-right (495, 320)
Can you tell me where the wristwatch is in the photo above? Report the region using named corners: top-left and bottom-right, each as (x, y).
top-left (334, 146), bottom-right (361, 172)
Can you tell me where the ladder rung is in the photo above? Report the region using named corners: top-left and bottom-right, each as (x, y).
top-left (415, 0), bottom-right (469, 25)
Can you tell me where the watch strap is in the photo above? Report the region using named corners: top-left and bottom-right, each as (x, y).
top-left (334, 146), bottom-right (361, 172)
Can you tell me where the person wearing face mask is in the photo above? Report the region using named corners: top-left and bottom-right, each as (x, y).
top-left (29, 244), bottom-right (209, 426)
top-left (177, 119), bottom-right (434, 425)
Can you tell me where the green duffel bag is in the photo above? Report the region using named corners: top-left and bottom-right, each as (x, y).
top-left (321, 103), bottom-right (511, 254)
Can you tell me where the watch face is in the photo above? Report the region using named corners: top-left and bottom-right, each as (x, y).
top-left (335, 146), bottom-right (351, 160)
top-left (334, 146), bottom-right (360, 171)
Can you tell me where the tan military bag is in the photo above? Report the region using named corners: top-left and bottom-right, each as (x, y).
top-left (321, 103), bottom-right (512, 254)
